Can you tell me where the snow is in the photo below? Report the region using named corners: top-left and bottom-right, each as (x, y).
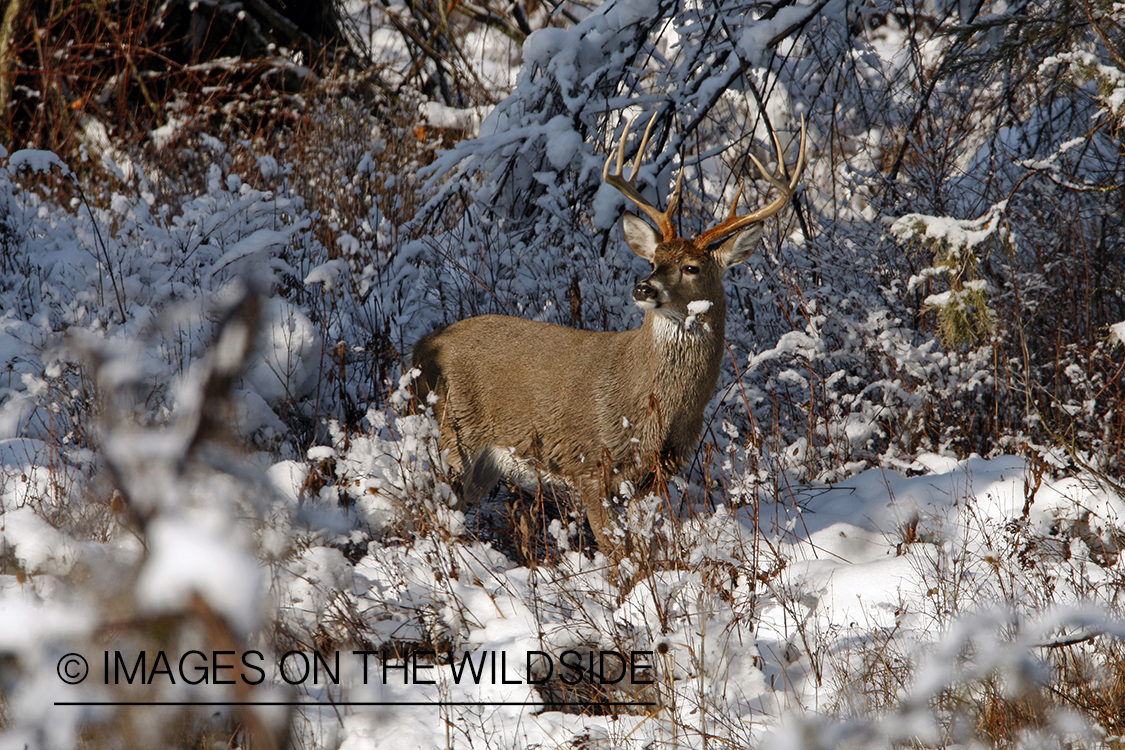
top-left (419, 101), bottom-right (491, 136)
top-left (241, 297), bottom-right (324, 404)
top-left (6, 149), bottom-right (69, 175)
top-left (0, 507), bottom-right (82, 577)
top-left (1110, 320), bottom-right (1125, 346)
top-left (136, 517), bottom-right (264, 635)
top-left (259, 452), bottom-right (1124, 747)
top-left (684, 299), bottom-right (714, 331)
top-left (738, 5), bottom-right (820, 65)
top-left (544, 114), bottom-right (584, 170)
top-left (0, 589), bottom-right (94, 653)
top-left (687, 300), bottom-right (712, 315)
top-left (894, 200), bottom-right (1009, 263)
top-left (304, 259), bottom-right (348, 289)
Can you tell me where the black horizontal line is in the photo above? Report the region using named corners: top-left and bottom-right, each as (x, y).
top-left (54, 701), bottom-right (656, 707)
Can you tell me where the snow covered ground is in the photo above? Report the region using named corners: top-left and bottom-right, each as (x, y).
top-left (2, 371), bottom-right (1123, 749)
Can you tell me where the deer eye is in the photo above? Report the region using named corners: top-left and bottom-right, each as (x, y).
top-left (682, 264), bottom-right (700, 275)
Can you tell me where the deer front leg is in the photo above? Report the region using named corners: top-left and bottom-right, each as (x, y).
top-left (577, 453), bottom-right (630, 564)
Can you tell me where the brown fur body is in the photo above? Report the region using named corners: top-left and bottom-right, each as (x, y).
top-left (411, 228), bottom-right (759, 558)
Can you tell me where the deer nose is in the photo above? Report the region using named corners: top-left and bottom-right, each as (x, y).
top-left (633, 282), bottom-right (658, 303)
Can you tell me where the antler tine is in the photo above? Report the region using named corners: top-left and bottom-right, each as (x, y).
top-left (627, 111), bottom-right (660, 183)
top-left (695, 115), bottom-right (807, 250)
top-left (603, 113), bottom-right (680, 241)
top-left (747, 114), bottom-right (808, 196)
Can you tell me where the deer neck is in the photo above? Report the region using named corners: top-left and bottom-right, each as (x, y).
top-left (636, 299), bottom-right (727, 410)
top-left (642, 297), bottom-right (727, 353)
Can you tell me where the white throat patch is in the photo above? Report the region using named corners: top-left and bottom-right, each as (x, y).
top-left (652, 311), bottom-right (714, 344)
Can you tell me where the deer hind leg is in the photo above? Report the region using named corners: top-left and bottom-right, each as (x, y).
top-left (440, 417), bottom-right (500, 510)
top-left (421, 388), bottom-right (493, 511)
top-left (458, 447), bottom-right (503, 508)
top-left (577, 453), bottom-right (630, 564)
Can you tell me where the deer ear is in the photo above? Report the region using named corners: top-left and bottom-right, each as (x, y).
top-left (714, 224), bottom-right (764, 268)
top-left (622, 212), bottom-right (661, 261)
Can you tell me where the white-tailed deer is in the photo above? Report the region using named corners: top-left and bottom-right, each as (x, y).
top-left (412, 113), bottom-right (807, 560)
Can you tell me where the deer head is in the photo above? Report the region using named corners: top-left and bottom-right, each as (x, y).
top-left (604, 113), bottom-right (807, 329)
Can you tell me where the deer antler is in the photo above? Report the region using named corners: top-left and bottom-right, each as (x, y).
top-left (603, 114), bottom-right (683, 242)
top-left (694, 115), bottom-right (807, 250)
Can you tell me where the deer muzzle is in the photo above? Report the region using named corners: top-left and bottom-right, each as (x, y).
top-left (633, 280), bottom-right (659, 307)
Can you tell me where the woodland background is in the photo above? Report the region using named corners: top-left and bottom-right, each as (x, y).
top-left (0, 0), bottom-right (1124, 748)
